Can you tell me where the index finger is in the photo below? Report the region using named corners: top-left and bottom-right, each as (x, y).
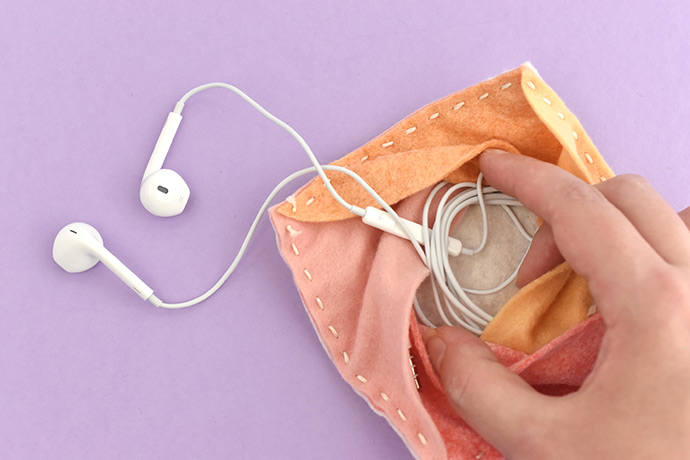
top-left (479, 151), bottom-right (662, 314)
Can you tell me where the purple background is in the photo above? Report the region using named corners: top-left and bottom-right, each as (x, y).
top-left (0, 1), bottom-right (687, 459)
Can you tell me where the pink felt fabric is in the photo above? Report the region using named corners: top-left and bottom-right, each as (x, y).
top-left (270, 187), bottom-right (605, 459)
top-left (269, 65), bottom-right (611, 459)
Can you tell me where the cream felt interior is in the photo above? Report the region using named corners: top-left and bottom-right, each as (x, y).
top-left (415, 205), bottom-right (539, 322)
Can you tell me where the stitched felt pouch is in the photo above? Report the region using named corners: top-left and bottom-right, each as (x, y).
top-left (269, 64), bottom-right (612, 460)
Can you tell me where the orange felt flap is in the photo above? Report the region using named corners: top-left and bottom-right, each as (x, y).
top-left (279, 141), bottom-right (519, 223)
top-left (278, 64), bottom-right (613, 223)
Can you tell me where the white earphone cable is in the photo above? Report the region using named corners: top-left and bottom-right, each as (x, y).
top-left (157, 83), bottom-right (534, 335)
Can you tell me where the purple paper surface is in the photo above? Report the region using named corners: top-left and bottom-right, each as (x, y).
top-left (0, 1), bottom-right (687, 459)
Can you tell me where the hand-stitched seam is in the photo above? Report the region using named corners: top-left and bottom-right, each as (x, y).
top-left (376, 390), bottom-right (428, 448)
top-left (525, 76), bottom-right (607, 183)
top-left (286, 195), bottom-right (297, 212)
top-left (286, 225), bottom-right (301, 237)
top-left (303, 269), bottom-right (313, 281)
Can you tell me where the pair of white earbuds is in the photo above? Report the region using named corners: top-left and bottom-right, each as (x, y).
top-left (54, 82), bottom-right (530, 332)
top-left (52, 83), bottom-right (453, 309)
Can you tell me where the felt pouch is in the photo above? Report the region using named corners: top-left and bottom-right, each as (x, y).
top-left (269, 64), bottom-right (612, 460)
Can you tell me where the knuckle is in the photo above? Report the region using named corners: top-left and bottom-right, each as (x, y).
top-left (612, 174), bottom-right (653, 192)
top-left (556, 180), bottom-right (607, 207)
top-left (648, 265), bottom-right (687, 296)
top-left (645, 265), bottom-right (690, 322)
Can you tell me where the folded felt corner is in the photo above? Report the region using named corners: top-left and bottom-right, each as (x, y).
top-left (481, 262), bottom-right (593, 354)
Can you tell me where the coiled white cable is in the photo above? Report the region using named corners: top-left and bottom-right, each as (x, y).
top-left (157, 83), bottom-right (534, 335)
top-left (415, 176), bottom-right (533, 333)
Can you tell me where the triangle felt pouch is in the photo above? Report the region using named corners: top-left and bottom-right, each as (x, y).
top-left (269, 64), bottom-right (611, 460)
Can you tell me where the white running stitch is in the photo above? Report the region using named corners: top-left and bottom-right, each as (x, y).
top-left (286, 195), bottom-right (297, 212)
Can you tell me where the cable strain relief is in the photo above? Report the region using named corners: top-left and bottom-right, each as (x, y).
top-left (148, 294), bottom-right (163, 307)
top-left (173, 101), bottom-right (185, 115)
top-left (350, 205), bottom-right (365, 217)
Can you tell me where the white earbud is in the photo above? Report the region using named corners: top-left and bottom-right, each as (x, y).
top-left (52, 222), bottom-right (161, 306)
top-left (140, 111), bottom-right (190, 217)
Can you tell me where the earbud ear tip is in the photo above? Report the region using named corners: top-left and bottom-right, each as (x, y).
top-left (53, 223), bottom-right (103, 273)
top-left (140, 169), bottom-right (190, 217)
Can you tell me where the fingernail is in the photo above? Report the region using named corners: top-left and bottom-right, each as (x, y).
top-left (482, 148), bottom-right (509, 155)
top-left (423, 329), bottom-right (447, 372)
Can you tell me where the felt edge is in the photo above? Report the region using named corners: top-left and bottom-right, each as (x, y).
top-left (518, 63), bottom-right (615, 182)
top-left (268, 205), bottom-right (448, 460)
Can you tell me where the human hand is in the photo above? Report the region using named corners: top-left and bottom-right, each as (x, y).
top-left (424, 150), bottom-right (690, 459)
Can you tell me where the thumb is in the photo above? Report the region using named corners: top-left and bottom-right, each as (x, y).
top-left (425, 326), bottom-right (553, 457)
top-left (680, 206), bottom-right (690, 230)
